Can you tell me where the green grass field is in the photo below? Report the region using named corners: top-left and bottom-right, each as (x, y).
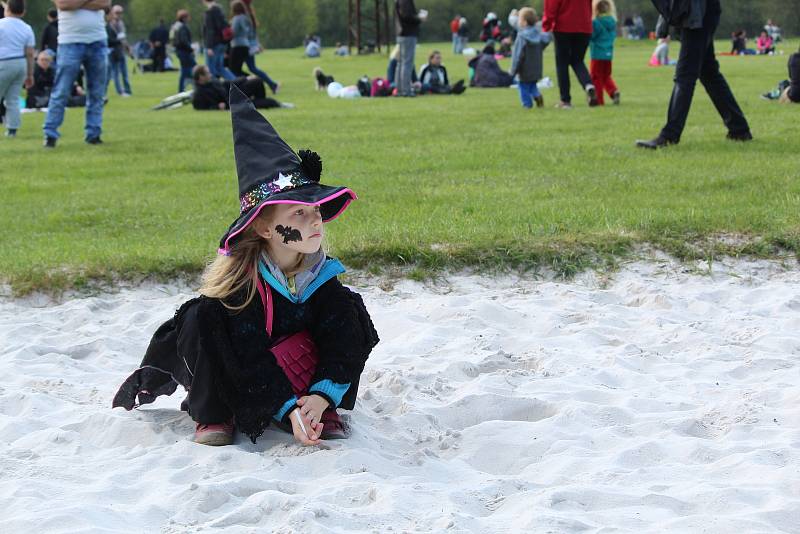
top-left (1, 39), bottom-right (799, 294)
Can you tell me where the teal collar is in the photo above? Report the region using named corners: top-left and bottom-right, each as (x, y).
top-left (257, 257), bottom-right (345, 303)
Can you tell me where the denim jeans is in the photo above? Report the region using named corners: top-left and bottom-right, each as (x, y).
top-left (106, 53), bottom-right (131, 95)
top-left (659, 0), bottom-right (749, 141)
top-left (245, 54), bottom-right (277, 92)
top-left (518, 82), bottom-right (542, 108)
top-left (205, 43), bottom-right (234, 80)
top-left (44, 40), bottom-right (107, 140)
top-left (176, 49), bottom-right (196, 92)
top-left (0, 58), bottom-right (26, 131)
top-left (396, 36), bottom-right (417, 96)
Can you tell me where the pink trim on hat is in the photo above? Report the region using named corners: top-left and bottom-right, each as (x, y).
top-left (218, 188), bottom-right (357, 255)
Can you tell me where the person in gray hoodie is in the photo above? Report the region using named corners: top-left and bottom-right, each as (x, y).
top-left (510, 7), bottom-right (551, 108)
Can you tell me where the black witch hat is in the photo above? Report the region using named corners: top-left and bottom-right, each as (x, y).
top-left (218, 85), bottom-right (356, 254)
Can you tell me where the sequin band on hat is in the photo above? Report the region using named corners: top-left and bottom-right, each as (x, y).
top-left (239, 171), bottom-right (312, 213)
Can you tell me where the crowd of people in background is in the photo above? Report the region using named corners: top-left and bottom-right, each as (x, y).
top-left (0, 0), bottom-right (290, 144)
top-left (0, 0), bottom-right (797, 148)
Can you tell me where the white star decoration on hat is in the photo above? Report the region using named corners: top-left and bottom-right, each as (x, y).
top-left (273, 172), bottom-right (296, 191)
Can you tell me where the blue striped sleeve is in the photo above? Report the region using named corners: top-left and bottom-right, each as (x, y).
top-left (274, 396), bottom-right (298, 421)
top-left (309, 380), bottom-right (350, 408)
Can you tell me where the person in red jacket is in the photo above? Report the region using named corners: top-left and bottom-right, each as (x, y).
top-left (450, 14), bottom-right (460, 53)
top-left (542, 0), bottom-right (598, 108)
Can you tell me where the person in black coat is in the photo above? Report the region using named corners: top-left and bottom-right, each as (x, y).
top-left (26, 51), bottom-right (85, 109)
top-left (149, 20), bottom-right (170, 73)
top-left (418, 50), bottom-right (465, 95)
top-left (784, 47), bottom-right (800, 103)
top-left (114, 88), bottom-right (377, 446)
top-left (191, 65), bottom-right (283, 110)
top-left (40, 9), bottom-right (59, 55)
top-left (636, 0), bottom-right (751, 148)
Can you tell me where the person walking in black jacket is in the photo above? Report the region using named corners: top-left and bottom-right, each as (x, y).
top-left (636, 0), bottom-right (752, 148)
top-left (395, 0), bottom-right (427, 97)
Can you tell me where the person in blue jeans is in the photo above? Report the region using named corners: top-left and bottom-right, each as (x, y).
top-left (43, 1), bottom-right (109, 148)
top-left (510, 8), bottom-right (551, 108)
top-left (242, 1), bottom-right (279, 94)
top-left (202, 0), bottom-right (234, 80)
top-left (106, 4), bottom-right (131, 96)
top-left (171, 9), bottom-right (195, 92)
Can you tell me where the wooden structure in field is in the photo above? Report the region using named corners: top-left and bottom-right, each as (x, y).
top-left (348, 0), bottom-right (392, 55)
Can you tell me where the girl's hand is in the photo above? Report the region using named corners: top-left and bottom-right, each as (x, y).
top-left (296, 394), bottom-right (330, 426)
top-left (290, 408), bottom-right (323, 446)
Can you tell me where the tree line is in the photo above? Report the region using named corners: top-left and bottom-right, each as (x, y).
top-left (17, 1), bottom-right (797, 51)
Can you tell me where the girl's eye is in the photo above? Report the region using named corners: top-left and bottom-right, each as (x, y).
top-left (295, 209), bottom-right (304, 215)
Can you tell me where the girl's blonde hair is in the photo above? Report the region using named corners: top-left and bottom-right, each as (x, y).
top-left (518, 7), bottom-right (537, 27)
top-left (200, 206), bottom-right (276, 311)
top-left (200, 205), bottom-right (321, 311)
top-left (593, 0), bottom-right (617, 19)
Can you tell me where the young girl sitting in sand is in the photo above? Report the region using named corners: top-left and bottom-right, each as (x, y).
top-left (113, 85), bottom-right (379, 447)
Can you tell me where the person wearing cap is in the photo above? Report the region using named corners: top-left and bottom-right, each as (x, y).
top-left (114, 86), bottom-right (379, 447)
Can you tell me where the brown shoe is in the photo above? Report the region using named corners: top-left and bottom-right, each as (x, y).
top-left (319, 409), bottom-right (350, 440)
top-left (534, 95), bottom-right (544, 108)
top-left (194, 420), bottom-right (234, 446)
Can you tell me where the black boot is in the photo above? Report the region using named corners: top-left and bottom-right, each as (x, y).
top-left (635, 136), bottom-right (677, 149)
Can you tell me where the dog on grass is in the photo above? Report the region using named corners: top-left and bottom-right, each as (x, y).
top-left (313, 67), bottom-right (335, 90)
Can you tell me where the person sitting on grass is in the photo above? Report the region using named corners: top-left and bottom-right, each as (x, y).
top-left (26, 51), bottom-right (85, 109)
top-left (756, 31), bottom-right (774, 55)
top-left (191, 64), bottom-right (290, 110)
top-left (469, 44), bottom-right (514, 87)
top-left (418, 50), bottom-right (465, 94)
top-left (649, 36), bottom-right (673, 66)
top-left (761, 44), bottom-right (800, 104)
top-left (113, 86), bottom-right (379, 447)
top-left (386, 44), bottom-right (418, 92)
top-left (510, 7), bottom-right (550, 108)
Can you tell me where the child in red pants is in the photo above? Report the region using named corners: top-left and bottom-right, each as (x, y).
top-left (589, 0), bottom-right (619, 105)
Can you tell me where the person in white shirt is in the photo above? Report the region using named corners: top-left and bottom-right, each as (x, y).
top-left (42, 0), bottom-right (110, 148)
top-left (0, 0), bottom-right (35, 138)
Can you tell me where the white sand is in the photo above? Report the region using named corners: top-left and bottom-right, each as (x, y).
top-left (1, 258), bottom-right (799, 533)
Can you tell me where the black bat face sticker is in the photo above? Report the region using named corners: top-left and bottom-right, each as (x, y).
top-left (275, 225), bottom-right (303, 244)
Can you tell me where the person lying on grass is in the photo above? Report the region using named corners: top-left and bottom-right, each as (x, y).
top-left (191, 64), bottom-right (291, 110)
top-left (114, 85), bottom-right (379, 447)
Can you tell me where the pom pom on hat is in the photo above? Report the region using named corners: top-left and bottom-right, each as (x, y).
top-left (298, 149), bottom-right (322, 182)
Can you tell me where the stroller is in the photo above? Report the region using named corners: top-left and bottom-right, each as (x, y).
top-left (132, 40), bottom-right (152, 73)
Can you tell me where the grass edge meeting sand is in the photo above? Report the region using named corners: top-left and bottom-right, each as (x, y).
top-left (1, 40), bottom-right (799, 295)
